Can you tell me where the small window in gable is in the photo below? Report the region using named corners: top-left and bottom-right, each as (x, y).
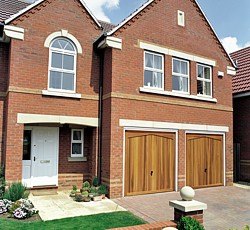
top-left (178, 10), bottom-right (185, 27)
top-left (71, 129), bottom-right (84, 157)
top-left (49, 38), bottom-right (76, 93)
top-left (197, 64), bottom-right (212, 97)
top-left (172, 58), bottom-right (189, 93)
top-left (144, 51), bottom-right (164, 90)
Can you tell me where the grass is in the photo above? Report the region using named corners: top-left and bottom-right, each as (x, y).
top-left (0, 211), bottom-right (145, 230)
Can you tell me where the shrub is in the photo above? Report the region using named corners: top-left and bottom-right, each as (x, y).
top-left (92, 176), bottom-right (98, 187)
top-left (90, 186), bottom-right (97, 194)
top-left (0, 165), bottom-right (5, 199)
top-left (98, 184), bottom-right (108, 195)
top-left (177, 216), bottom-right (204, 230)
top-left (74, 195), bottom-right (83, 202)
top-left (11, 199), bottom-right (38, 219)
top-left (82, 181), bottom-right (91, 192)
top-left (0, 199), bottom-right (13, 214)
top-left (72, 184), bottom-right (77, 191)
top-left (3, 182), bottom-right (29, 202)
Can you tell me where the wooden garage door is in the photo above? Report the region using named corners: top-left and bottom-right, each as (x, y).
top-left (186, 134), bottom-right (223, 188)
top-left (125, 131), bottom-right (175, 196)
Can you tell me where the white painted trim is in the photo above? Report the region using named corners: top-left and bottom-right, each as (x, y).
top-left (227, 66), bottom-right (236, 76)
top-left (98, 36), bottom-right (122, 50)
top-left (119, 119), bottom-right (229, 132)
top-left (139, 41), bottom-right (216, 66)
top-left (122, 127), bottom-right (179, 196)
top-left (44, 30), bottom-right (82, 54)
top-left (233, 91), bottom-right (250, 98)
top-left (4, 25), bottom-right (24, 40)
top-left (177, 10), bottom-right (185, 27)
top-left (42, 90), bottom-right (81, 99)
top-left (4, 0), bottom-right (101, 28)
top-left (139, 87), bottom-right (218, 102)
top-left (17, 113), bottom-right (98, 127)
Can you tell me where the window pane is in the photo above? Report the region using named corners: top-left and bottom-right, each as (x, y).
top-left (198, 65), bottom-right (203, 78)
top-left (72, 143), bottom-right (82, 155)
top-left (197, 80), bottom-right (203, 94)
top-left (172, 75), bottom-right (180, 91)
top-left (173, 59), bottom-right (180, 73)
top-left (182, 77), bottom-right (188, 92)
top-left (154, 72), bottom-right (162, 88)
top-left (63, 54), bottom-right (74, 70)
top-left (51, 40), bottom-right (61, 49)
top-left (154, 55), bottom-right (162, 70)
top-left (58, 39), bottom-right (68, 49)
top-left (181, 61), bottom-right (187, 75)
top-left (23, 130), bottom-right (31, 160)
top-left (62, 73), bottom-right (74, 90)
top-left (145, 53), bottom-right (153, 68)
top-left (204, 67), bottom-right (211, 79)
top-left (73, 130), bottom-right (81, 140)
top-left (65, 42), bottom-right (75, 51)
top-left (144, 70), bottom-right (153, 87)
top-left (50, 71), bottom-right (62, 89)
top-left (204, 82), bottom-right (211, 96)
top-left (51, 53), bottom-right (63, 68)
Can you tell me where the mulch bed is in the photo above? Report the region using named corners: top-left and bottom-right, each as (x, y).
top-left (0, 213), bottom-right (42, 222)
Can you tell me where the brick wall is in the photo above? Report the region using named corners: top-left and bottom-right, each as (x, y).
top-left (102, 0), bottom-right (233, 197)
top-left (3, 0), bottom-right (101, 183)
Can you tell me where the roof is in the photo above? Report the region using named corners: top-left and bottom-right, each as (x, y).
top-left (230, 46), bottom-right (250, 94)
top-left (1, 0), bottom-right (101, 28)
top-left (0, 0), bottom-right (30, 23)
top-left (98, 20), bottom-right (116, 33)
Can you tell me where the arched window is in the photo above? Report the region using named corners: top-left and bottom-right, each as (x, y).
top-left (49, 38), bottom-right (76, 92)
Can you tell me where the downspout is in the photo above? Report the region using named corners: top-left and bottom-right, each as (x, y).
top-left (97, 46), bottom-right (104, 185)
top-left (0, 23), bottom-right (4, 39)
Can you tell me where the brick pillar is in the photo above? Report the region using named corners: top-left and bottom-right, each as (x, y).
top-left (174, 209), bottom-right (204, 225)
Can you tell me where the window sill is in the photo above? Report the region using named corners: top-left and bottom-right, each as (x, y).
top-left (42, 90), bottom-right (81, 99)
top-left (68, 157), bottom-right (87, 162)
top-left (139, 87), bottom-right (217, 103)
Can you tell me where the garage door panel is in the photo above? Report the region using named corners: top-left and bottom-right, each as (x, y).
top-left (125, 131), bottom-right (175, 196)
top-left (186, 134), bottom-right (223, 188)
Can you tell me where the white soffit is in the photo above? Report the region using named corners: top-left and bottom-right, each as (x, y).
top-left (17, 113), bottom-right (98, 127)
top-left (4, 25), bottom-right (24, 40)
top-left (98, 36), bottom-right (122, 49)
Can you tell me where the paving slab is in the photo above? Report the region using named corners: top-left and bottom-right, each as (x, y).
top-left (112, 186), bottom-right (250, 230)
top-left (29, 191), bottom-right (126, 221)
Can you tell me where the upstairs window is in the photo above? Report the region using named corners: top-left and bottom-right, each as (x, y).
top-left (49, 38), bottom-right (76, 92)
top-left (71, 129), bottom-right (84, 157)
top-left (197, 64), bottom-right (212, 96)
top-left (144, 51), bottom-right (164, 89)
top-left (172, 58), bottom-right (189, 93)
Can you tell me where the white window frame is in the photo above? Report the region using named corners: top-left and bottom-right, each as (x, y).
top-left (172, 58), bottom-right (189, 94)
top-left (71, 129), bottom-right (84, 158)
top-left (197, 64), bottom-right (212, 97)
top-left (144, 51), bottom-right (164, 90)
top-left (48, 37), bottom-right (77, 93)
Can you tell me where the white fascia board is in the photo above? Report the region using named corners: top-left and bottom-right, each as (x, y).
top-left (107, 0), bottom-right (154, 36)
top-left (17, 113), bottom-right (98, 127)
top-left (227, 66), bottom-right (236, 76)
top-left (119, 119), bottom-right (229, 132)
top-left (5, 0), bottom-right (101, 29)
top-left (139, 41), bottom-right (216, 66)
top-left (4, 25), bottom-right (24, 40)
top-left (194, 0), bottom-right (236, 68)
top-left (98, 36), bottom-right (122, 49)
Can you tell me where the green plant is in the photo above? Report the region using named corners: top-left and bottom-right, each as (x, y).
top-left (74, 195), bottom-right (83, 202)
top-left (98, 184), bottom-right (108, 195)
top-left (3, 182), bottom-right (29, 202)
top-left (0, 165), bottom-right (5, 199)
top-left (82, 181), bottom-right (91, 192)
top-left (83, 197), bottom-right (91, 202)
top-left (230, 225), bottom-right (250, 230)
top-left (82, 191), bottom-right (89, 196)
top-left (90, 186), bottom-right (97, 194)
top-left (72, 184), bottom-right (77, 191)
top-left (177, 216), bottom-right (204, 230)
top-left (92, 176), bottom-right (98, 187)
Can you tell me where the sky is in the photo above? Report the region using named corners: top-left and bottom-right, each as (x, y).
top-left (27, 0), bottom-right (250, 53)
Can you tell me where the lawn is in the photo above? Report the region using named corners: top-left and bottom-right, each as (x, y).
top-left (0, 211), bottom-right (145, 230)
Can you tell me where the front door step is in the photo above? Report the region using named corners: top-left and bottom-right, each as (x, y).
top-left (30, 186), bottom-right (58, 196)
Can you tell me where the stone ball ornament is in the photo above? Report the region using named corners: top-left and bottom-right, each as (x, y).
top-left (180, 186), bottom-right (195, 201)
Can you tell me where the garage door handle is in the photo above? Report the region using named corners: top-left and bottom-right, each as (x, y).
top-left (150, 171), bottom-right (153, 176)
top-left (204, 168), bottom-right (207, 173)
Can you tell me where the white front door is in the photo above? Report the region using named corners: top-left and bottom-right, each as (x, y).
top-left (31, 127), bottom-right (59, 187)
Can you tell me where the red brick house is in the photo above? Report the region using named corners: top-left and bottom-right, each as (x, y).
top-left (230, 46), bottom-right (250, 183)
top-left (0, 0), bottom-right (236, 198)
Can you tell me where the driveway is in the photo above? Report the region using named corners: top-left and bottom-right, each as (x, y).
top-left (112, 185), bottom-right (250, 230)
